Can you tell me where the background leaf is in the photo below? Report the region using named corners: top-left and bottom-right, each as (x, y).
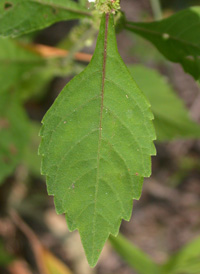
top-left (39, 14), bottom-right (156, 266)
top-left (110, 234), bottom-right (200, 274)
top-left (109, 234), bottom-right (162, 274)
top-left (0, 241), bottom-right (13, 267)
top-left (0, 92), bottom-right (30, 184)
top-left (0, 0), bottom-right (91, 38)
top-left (22, 122), bottom-right (42, 178)
top-left (0, 38), bottom-right (45, 91)
top-left (162, 237), bottom-right (200, 274)
top-left (126, 7), bottom-right (200, 80)
top-left (129, 65), bottom-right (200, 141)
top-left (41, 249), bottom-right (72, 274)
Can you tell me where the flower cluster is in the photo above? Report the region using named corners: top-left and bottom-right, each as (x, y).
top-left (95, 0), bottom-right (120, 14)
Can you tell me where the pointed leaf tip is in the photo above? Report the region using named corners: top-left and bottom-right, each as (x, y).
top-left (40, 14), bottom-right (156, 266)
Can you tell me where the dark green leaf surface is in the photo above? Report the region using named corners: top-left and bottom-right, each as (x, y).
top-left (0, 92), bottom-right (29, 184)
top-left (0, 0), bottom-right (91, 38)
top-left (129, 65), bottom-right (200, 141)
top-left (126, 7), bottom-right (200, 79)
top-left (39, 14), bottom-right (156, 266)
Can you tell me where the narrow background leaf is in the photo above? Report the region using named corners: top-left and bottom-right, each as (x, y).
top-left (109, 234), bottom-right (162, 274)
top-left (0, 92), bottom-right (30, 184)
top-left (129, 65), bottom-right (200, 141)
top-left (162, 237), bottom-right (200, 274)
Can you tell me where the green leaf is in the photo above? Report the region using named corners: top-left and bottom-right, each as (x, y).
top-left (0, 0), bottom-right (91, 38)
top-left (128, 65), bottom-right (200, 141)
top-left (0, 38), bottom-right (44, 92)
top-left (0, 241), bottom-right (14, 267)
top-left (0, 92), bottom-right (30, 184)
top-left (0, 38), bottom-right (38, 183)
top-left (126, 7), bottom-right (200, 80)
top-left (17, 66), bottom-right (54, 101)
top-left (41, 249), bottom-right (73, 274)
top-left (22, 122), bottom-right (42, 178)
top-left (162, 237), bottom-right (200, 274)
top-left (39, 14), bottom-right (156, 267)
top-left (79, 0), bottom-right (88, 8)
top-left (109, 234), bottom-right (161, 274)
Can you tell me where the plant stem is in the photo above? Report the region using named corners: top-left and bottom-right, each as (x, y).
top-left (61, 25), bottom-right (96, 66)
top-left (150, 0), bottom-right (162, 20)
top-left (28, 43), bottom-right (92, 62)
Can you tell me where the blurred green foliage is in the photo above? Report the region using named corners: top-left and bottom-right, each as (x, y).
top-left (0, 0), bottom-right (200, 272)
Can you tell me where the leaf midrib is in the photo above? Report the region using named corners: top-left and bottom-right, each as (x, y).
top-left (92, 13), bottom-right (109, 264)
top-left (125, 23), bottom-right (200, 52)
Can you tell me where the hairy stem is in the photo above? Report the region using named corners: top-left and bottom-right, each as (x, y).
top-left (150, 0), bottom-right (162, 20)
top-left (61, 26), bottom-right (96, 65)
